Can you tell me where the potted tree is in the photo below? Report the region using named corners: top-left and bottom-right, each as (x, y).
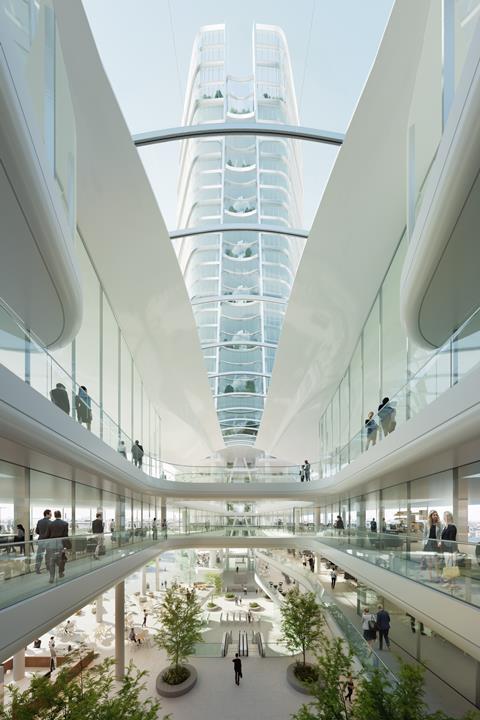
top-left (281, 587), bottom-right (325, 693)
top-left (154, 582), bottom-right (203, 697)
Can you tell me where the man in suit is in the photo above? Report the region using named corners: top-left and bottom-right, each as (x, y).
top-left (232, 653), bottom-right (242, 685)
top-left (49, 383), bottom-right (70, 414)
top-left (35, 509), bottom-right (52, 574)
top-left (92, 512), bottom-right (104, 559)
top-left (45, 510), bottom-right (70, 584)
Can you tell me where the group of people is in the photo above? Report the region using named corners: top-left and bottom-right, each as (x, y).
top-left (35, 509), bottom-right (71, 583)
top-left (422, 509), bottom-right (458, 581)
top-left (362, 604), bottom-right (392, 651)
top-left (299, 460), bottom-right (311, 482)
top-left (50, 384), bottom-right (148, 471)
top-left (365, 397), bottom-right (396, 449)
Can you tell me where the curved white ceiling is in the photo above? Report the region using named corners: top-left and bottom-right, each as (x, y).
top-left (256, 0), bottom-right (430, 463)
top-left (53, 0), bottom-right (223, 463)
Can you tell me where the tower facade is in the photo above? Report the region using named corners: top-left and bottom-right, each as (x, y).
top-left (176, 24), bottom-right (303, 449)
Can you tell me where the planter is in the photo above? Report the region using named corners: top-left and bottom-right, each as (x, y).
top-left (206, 604), bottom-right (220, 611)
top-left (156, 664), bottom-right (197, 697)
top-left (286, 662), bottom-right (320, 695)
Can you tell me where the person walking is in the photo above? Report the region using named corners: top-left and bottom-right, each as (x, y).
top-left (441, 511), bottom-right (458, 565)
top-left (48, 636), bottom-right (56, 672)
top-left (75, 385), bottom-right (92, 430)
top-left (45, 511), bottom-right (70, 583)
top-left (370, 518), bottom-right (377, 533)
top-left (365, 411), bottom-right (378, 449)
top-left (299, 464), bottom-right (305, 482)
top-left (131, 440), bottom-right (144, 468)
top-left (330, 568), bottom-right (337, 590)
top-left (117, 440), bottom-right (127, 458)
top-left (361, 607), bottom-right (377, 649)
top-left (50, 383), bottom-right (70, 414)
top-left (92, 512), bottom-right (104, 559)
top-left (161, 518), bottom-right (167, 538)
top-left (334, 515), bottom-right (344, 533)
top-left (143, 609), bottom-right (148, 627)
top-left (35, 509), bottom-right (52, 573)
top-left (304, 460), bottom-right (311, 482)
top-left (344, 674), bottom-right (354, 703)
top-left (152, 517), bottom-right (158, 540)
top-left (378, 397), bottom-right (396, 436)
top-left (376, 604), bottom-right (391, 650)
top-left (232, 652), bottom-right (242, 685)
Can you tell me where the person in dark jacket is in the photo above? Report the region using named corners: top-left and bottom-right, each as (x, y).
top-left (376, 604), bottom-right (391, 650)
top-left (232, 653), bottom-right (242, 685)
top-left (50, 383), bottom-right (70, 414)
top-left (334, 515), bottom-right (345, 532)
top-left (45, 511), bottom-right (69, 583)
top-left (304, 460), bottom-right (311, 482)
top-left (441, 511), bottom-right (458, 567)
top-left (365, 411), bottom-right (378, 449)
top-left (35, 509), bottom-right (52, 573)
top-left (132, 440), bottom-right (144, 468)
top-left (378, 397), bottom-right (396, 436)
top-left (14, 523), bottom-right (26, 554)
top-left (75, 386), bottom-right (92, 430)
top-left (92, 512), bottom-right (104, 559)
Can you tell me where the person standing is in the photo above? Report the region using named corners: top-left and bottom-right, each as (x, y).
top-left (304, 460), bottom-right (311, 482)
top-left (344, 675), bottom-right (354, 703)
top-left (152, 517), bottom-right (158, 540)
top-left (14, 523), bottom-right (26, 554)
top-left (45, 511), bottom-right (70, 583)
top-left (441, 511), bottom-right (458, 566)
top-left (370, 518), bottom-right (377, 533)
top-left (378, 397), bottom-right (396, 436)
top-left (132, 440), bottom-right (144, 468)
top-left (361, 607), bottom-right (376, 649)
top-left (365, 411), bottom-right (378, 449)
top-left (75, 386), bottom-right (92, 430)
top-left (423, 510), bottom-right (443, 581)
top-left (376, 604), bottom-right (391, 650)
top-left (232, 652), bottom-right (242, 685)
top-left (161, 518), bottom-right (167, 538)
top-left (48, 636), bottom-right (56, 672)
top-left (299, 465), bottom-right (305, 482)
top-left (330, 568), bottom-right (337, 590)
top-left (117, 440), bottom-right (127, 458)
top-left (143, 609), bottom-right (148, 627)
top-left (334, 515), bottom-right (344, 533)
top-left (92, 512), bottom-right (104, 559)
top-left (35, 509), bottom-right (52, 573)
top-left (50, 383), bottom-right (70, 414)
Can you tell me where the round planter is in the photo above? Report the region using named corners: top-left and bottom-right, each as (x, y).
top-left (206, 605), bottom-right (220, 611)
top-left (156, 664), bottom-right (197, 697)
top-left (286, 662), bottom-right (318, 695)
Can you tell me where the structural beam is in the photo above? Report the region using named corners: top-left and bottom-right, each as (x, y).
top-left (169, 223), bottom-right (308, 241)
top-left (133, 122), bottom-right (344, 148)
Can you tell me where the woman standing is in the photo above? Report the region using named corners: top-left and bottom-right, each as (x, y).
top-left (422, 510), bottom-right (443, 581)
top-left (441, 511), bottom-right (458, 573)
top-left (364, 412), bottom-right (378, 449)
top-left (361, 607), bottom-right (377, 649)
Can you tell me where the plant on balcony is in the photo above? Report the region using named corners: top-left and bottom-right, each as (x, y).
top-left (244, 380), bottom-right (256, 393)
top-left (154, 582), bottom-right (203, 686)
top-left (0, 657), bottom-right (161, 720)
top-left (281, 588), bottom-right (324, 682)
top-left (244, 247), bottom-right (253, 258)
top-left (214, 89), bottom-right (223, 98)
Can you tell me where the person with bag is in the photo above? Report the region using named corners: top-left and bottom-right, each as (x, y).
top-left (131, 440), bottom-right (144, 468)
top-left (75, 385), bottom-right (92, 430)
top-left (232, 652), bottom-right (243, 685)
top-left (45, 511), bottom-right (70, 583)
top-left (441, 511), bottom-right (459, 582)
top-left (422, 510), bottom-right (443, 581)
top-left (362, 607), bottom-right (377, 648)
top-left (92, 511), bottom-right (105, 559)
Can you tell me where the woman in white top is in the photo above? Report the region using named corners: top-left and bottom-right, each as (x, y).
top-left (361, 607), bottom-right (376, 648)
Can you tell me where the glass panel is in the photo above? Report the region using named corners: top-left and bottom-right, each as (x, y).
top-left (75, 240), bottom-right (100, 414)
top-left (362, 297), bottom-right (380, 420)
top-left (102, 294), bottom-right (119, 427)
top-left (349, 341), bottom-right (363, 460)
top-left (75, 482), bottom-right (102, 535)
top-left (30, 470), bottom-right (72, 531)
top-left (120, 337), bottom-right (132, 441)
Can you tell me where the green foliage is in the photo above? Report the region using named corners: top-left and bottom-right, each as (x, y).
top-left (280, 587), bottom-right (325, 667)
top-left (205, 571), bottom-right (222, 596)
top-left (292, 636), bottom-right (354, 720)
top-left (0, 657), bottom-right (165, 720)
top-left (154, 582), bottom-right (203, 675)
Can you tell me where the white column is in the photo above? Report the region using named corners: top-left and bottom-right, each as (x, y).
top-left (155, 557), bottom-right (161, 591)
top-left (115, 581), bottom-right (125, 680)
top-left (141, 567), bottom-right (147, 595)
top-left (13, 649), bottom-right (25, 682)
top-left (96, 594), bottom-right (104, 623)
top-left (209, 550), bottom-right (216, 568)
top-left (314, 507), bottom-right (320, 533)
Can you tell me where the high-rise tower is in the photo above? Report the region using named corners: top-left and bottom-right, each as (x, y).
top-left (176, 24), bottom-right (303, 449)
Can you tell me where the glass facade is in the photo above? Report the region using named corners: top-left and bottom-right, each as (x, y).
top-left (176, 24), bottom-right (303, 446)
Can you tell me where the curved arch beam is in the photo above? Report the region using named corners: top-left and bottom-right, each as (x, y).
top-left (133, 122), bottom-right (344, 148)
top-left (170, 223), bottom-right (308, 241)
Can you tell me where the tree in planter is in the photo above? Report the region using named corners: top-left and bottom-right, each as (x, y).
top-left (205, 571), bottom-right (222, 597)
top-left (293, 636), bottom-right (355, 720)
top-left (154, 582), bottom-right (204, 685)
top-left (0, 657), bottom-right (165, 720)
top-left (280, 587), bottom-right (325, 681)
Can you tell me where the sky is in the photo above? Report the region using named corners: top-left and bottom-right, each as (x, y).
top-left (83, 0), bottom-right (394, 228)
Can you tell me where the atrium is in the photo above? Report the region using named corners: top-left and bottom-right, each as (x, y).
top-left (0, 0), bottom-right (480, 718)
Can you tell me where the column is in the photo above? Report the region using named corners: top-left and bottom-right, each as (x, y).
top-left (141, 566), bottom-right (147, 595)
top-left (13, 649), bottom-right (25, 682)
top-left (155, 557), bottom-right (160, 591)
top-left (209, 550), bottom-right (216, 568)
top-left (314, 507), bottom-right (320, 533)
top-left (115, 581), bottom-right (125, 680)
top-left (160, 497), bottom-right (167, 524)
top-left (454, 467), bottom-right (468, 543)
top-left (14, 468), bottom-right (30, 556)
top-left (96, 594), bottom-right (104, 623)
top-left (315, 552), bottom-right (322, 574)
